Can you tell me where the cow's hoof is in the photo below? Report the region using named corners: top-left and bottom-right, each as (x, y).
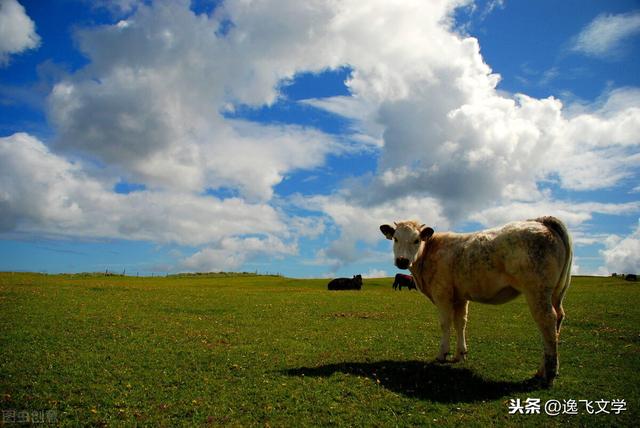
top-left (531, 372), bottom-right (555, 388)
top-left (435, 354), bottom-right (449, 363)
top-left (540, 376), bottom-right (555, 389)
top-left (452, 352), bottom-right (468, 363)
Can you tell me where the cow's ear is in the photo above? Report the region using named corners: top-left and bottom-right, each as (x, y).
top-left (380, 224), bottom-right (395, 240)
top-left (420, 226), bottom-right (434, 241)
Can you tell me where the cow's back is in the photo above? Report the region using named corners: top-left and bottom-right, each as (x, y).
top-left (328, 278), bottom-right (361, 290)
top-left (327, 278), bottom-right (343, 290)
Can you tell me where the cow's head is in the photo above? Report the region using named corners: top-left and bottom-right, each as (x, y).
top-left (380, 221), bottom-right (434, 270)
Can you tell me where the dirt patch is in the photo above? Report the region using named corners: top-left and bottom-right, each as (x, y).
top-left (327, 312), bottom-right (388, 320)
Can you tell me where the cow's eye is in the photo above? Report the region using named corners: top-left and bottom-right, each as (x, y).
top-left (413, 239), bottom-right (420, 244)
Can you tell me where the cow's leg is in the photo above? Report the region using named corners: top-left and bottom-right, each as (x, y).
top-left (552, 285), bottom-right (566, 338)
top-left (435, 305), bottom-right (453, 362)
top-left (554, 303), bottom-right (565, 337)
top-left (452, 300), bottom-right (469, 362)
top-left (525, 291), bottom-right (558, 386)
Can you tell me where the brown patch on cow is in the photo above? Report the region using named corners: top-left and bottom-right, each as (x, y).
top-left (521, 229), bottom-right (565, 283)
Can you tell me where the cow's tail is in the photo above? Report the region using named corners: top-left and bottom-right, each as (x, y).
top-left (535, 216), bottom-right (573, 307)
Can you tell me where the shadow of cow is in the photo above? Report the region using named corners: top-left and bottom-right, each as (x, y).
top-left (283, 360), bottom-right (540, 403)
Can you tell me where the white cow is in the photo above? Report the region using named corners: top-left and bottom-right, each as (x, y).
top-left (380, 216), bottom-right (572, 386)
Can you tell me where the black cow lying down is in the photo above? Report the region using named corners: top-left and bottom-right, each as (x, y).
top-left (328, 275), bottom-right (363, 290)
top-left (392, 273), bottom-right (416, 290)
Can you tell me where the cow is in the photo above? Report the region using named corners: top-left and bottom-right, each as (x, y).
top-left (379, 216), bottom-right (572, 386)
top-left (328, 275), bottom-right (363, 290)
top-left (392, 273), bottom-right (416, 290)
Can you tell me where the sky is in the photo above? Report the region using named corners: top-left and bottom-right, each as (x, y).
top-left (0, 0), bottom-right (639, 278)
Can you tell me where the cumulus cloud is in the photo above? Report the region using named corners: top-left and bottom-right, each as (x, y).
top-left (469, 198), bottom-right (640, 230)
top-left (282, 3), bottom-right (639, 229)
top-left (0, 133), bottom-right (291, 245)
top-left (302, 95), bottom-right (384, 149)
top-left (601, 220), bottom-right (640, 274)
top-left (49, 0), bottom-right (518, 209)
top-left (0, 0), bottom-right (40, 65)
top-left (301, 15), bottom-right (639, 268)
top-left (50, 0), bottom-right (640, 210)
top-left (180, 235), bottom-right (297, 272)
top-left (362, 268), bottom-right (388, 279)
top-left (317, 84), bottom-right (640, 224)
top-left (48, 0), bottom-right (345, 201)
top-left (571, 11), bottom-right (640, 59)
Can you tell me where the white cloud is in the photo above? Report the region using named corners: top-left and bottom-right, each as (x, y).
top-left (571, 11), bottom-right (640, 59)
top-left (469, 199), bottom-right (640, 231)
top-left (362, 268), bottom-right (388, 279)
top-left (282, 4), bottom-right (639, 224)
top-left (48, 0), bottom-right (345, 201)
top-left (287, 216), bottom-right (326, 239)
top-left (44, 0), bottom-right (518, 207)
top-left (0, 133), bottom-right (290, 245)
top-left (302, 95), bottom-right (384, 149)
top-left (180, 235), bottom-right (297, 272)
top-left (47, 0), bottom-right (640, 215)
top-left (0, 0), bottom-right (40, 65)
top-left (601, 220), bottom-right (640, 274)
top-left (325, 87), bottom-right (640, 220)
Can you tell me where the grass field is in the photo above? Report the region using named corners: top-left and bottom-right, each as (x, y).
top-left (1, 273), bottom-right (638, 426)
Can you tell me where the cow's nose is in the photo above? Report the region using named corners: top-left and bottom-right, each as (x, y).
top-left (395, 258), bottom-right (410, 270)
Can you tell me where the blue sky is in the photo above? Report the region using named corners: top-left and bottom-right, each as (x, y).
top-left (1, 0), bottom-right (639, 277)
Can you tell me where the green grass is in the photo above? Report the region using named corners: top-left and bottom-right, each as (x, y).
top-left (1, 273), bottom-right (638, 426)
